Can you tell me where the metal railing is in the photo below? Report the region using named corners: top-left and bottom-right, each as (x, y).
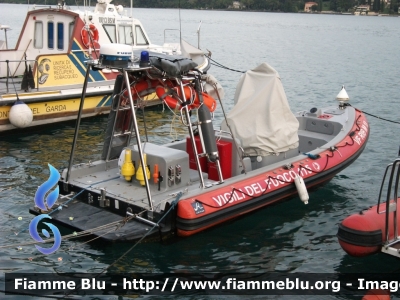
top-left (377, 158), bottom-right (400, 245)
top-left (0, 59), bottom-right (39, 94)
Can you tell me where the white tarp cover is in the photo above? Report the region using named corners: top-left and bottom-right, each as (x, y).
top-left (224, 63), bottom-right (299, 156)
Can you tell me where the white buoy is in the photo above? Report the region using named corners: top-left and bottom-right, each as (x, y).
top-left (9, 99), bottom-right (33, 128)
top-left (336, 85), bottom-right (349, 102)
top-left (116, 5), bottom-right (124, 14)
top-left (294, 173), bottom-right (309, 204)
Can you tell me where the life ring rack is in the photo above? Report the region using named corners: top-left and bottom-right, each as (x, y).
top-left (120, 79), bottom-right (217, 112)
top-left (155, 85), bottom-right (217, 112)
top-left (81, 24), bottom-right (99, 49)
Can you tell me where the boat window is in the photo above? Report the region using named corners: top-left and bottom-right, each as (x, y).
top-left (69, 22), bottom-right (74, 40)
top-left (34, 21), bottom-right (43, 49)
top-left (118, 25), bottom-right (133, 45)
top-left (103, 24), bottom-right (116, 43)
top-left (57, 22), bottom-right (64, 50)
top-left (48, 21), bottom-right (54, 49)
top-left (135, 26), bottom-right (148, 45)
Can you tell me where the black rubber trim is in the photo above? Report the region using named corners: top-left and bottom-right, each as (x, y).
top-left (337, 223), bottom-right (382, 247)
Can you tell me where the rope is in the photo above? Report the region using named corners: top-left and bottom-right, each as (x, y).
top-left (67, 216), bottom-right (135, 250)
top-left (0, 218), bottom-right (132, 250)
top-left (0, 192), bottom-right (183, 292)
top-left (0, 175), bottom-right (120, 243)
top-left (64, 192), bottom-right (183, 297)
top-left (361, 110), bottom-right (400, 125)
top-left (206, 56), bottom-right (245, 73)
top-left (345, 103), bottom-right (399, 124)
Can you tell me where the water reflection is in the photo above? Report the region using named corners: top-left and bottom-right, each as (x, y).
top-left (1, 7), bottom-right (400, 299)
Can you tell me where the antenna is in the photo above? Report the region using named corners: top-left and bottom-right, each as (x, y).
top-left (197, 21), bottom-right (202, 49)
top-left (179, 0), bottom-right (181, 41)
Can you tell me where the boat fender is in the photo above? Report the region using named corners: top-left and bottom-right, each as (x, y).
top-left (9, 99), bottom-right (33, 128)
top-left (198, 104), bottom-right (218, 162)
top-left (81, 24), bottom-right (99, 48)
top-left (294, 173), bottom-right (309, 204)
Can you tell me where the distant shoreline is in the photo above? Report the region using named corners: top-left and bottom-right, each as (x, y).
top-left (0, 2), bottom-right (398, 17)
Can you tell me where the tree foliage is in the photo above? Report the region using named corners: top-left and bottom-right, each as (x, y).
top-left (1, 0), bottom-right (398, 13)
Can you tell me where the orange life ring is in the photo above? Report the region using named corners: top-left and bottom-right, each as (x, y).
top-left (156, 85), bottom-right (217, 112)
top-left (81, 24), bottom-right (99, 48)
top-left (120, 79), bottom-right (159, 105)
top-left (198, 92), bottom-right (217, 112)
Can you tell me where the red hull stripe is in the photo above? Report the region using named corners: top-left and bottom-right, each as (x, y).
top-left (177, 110), bottom-right (369, 236)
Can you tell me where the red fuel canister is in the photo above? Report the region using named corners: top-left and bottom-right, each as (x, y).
top-left (208, 140), bottom-right (232, 181)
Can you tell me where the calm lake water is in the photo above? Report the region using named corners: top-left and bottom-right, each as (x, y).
top-left (1, 3), bottom-right (400, 299)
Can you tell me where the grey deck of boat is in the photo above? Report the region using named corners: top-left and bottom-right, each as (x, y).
top-left (67, 164), bottom-right (213, 212)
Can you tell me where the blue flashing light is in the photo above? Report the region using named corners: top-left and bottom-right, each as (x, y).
top-left (140, 51), bottom-right (150, 67)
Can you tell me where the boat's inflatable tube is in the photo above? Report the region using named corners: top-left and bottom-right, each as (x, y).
top-left (175, 107), bottom-right (369, 237)
top-left (337, 200), bottom-right (400, 257)
top-left (9, 99), bottom-right (33, 128)
top-left (81, 24), bottom-right (99, 48)
top-left (362, 289), bottom-right (390, 300)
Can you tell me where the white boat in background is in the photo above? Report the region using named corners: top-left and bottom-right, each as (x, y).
top-left (0, 0), bottom-right (210, 133)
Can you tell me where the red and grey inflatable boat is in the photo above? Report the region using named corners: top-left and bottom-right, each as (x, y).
top-left (30, 53), bottom-right (369, 242)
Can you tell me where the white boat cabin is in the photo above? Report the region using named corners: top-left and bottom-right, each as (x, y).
top-left (0, 0), bottom-right (179, 80)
